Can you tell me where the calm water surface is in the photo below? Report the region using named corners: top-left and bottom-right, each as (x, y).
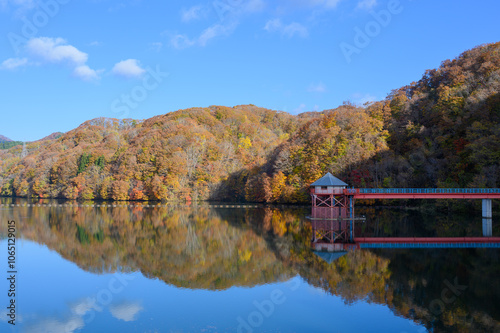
top-left (0, 198), bottom-right (499, 332)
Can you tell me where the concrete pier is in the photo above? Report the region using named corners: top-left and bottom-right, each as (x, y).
top-left (482, 199), bottom-right (492, 218)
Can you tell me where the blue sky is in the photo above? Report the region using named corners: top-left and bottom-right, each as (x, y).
top-left (0, 0), bottom-right (499, 141)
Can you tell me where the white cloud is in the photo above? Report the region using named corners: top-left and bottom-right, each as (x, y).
top-left (0, 308), bottom-right (23, 322)
top-left (352, 92), bottom-right (377, 105)
top-left (170, 34), bottom-right (196, 49)
top-left (107, 0), bottom-right (143, 13)
top-left (181, 5), bottom-right (205, 22)
top-left (308, 82), bottom-right (327, 93)
top-left (170, 0), bottom-right (264, 49)
top-left (112, 59), bottom-right (146, 79)
top-left (215, 0), bottom-right (265, 19)
top-left (109, 302), bottom-right (143, 322)
top-left (0, 37), bottom-right (102, 81)
top-left (199, 22), bottom-right (237, 46)
top-left (74, 65), bottom-right (102, 82)
top-left (27, 37), bottom-right (88, 65)
top-left (282, 23), bottom-right (308, 38)
top-left (302, 0), bottom-right (342, 9)
top-left (24, 317), bottom-right (84, 333)
top-left (19, 297), bottom-right (142, 333)
top-left (0, 57), bottom-right (28, 70)
top-left (89, 41), bottom-right (102, 47)
top-left (150, 42), bottom-right (163, 52)
top-left (294, 103), bottom-right (307, 113)
top-left (357, 0), bottom-right (377, 10)
top-left (264, 19), bottom-right (281, 32)
top-left (242, 0), bottom-right (265, 12)
top-left (264, 19), bottom-right (308, 38)
top-left (169, 21), bottom-right (237, 49)
top-left (69, 298), bottom-right (102, 316)
top-left (0, 0), bottom-right (36, 13)
top-left (324, 0), bottom-right (342, 8)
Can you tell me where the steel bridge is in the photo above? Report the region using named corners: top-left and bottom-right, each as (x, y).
top-left (308, 179), bottom-right (500, 254)
top-left (344, 188), bottom-right (500, 200)
top-left (310, 187), bottom-right (500, 219)
top-left (311, 236), bottom-right (500, 252)
top-left (354, 237), bottom-right (500, 249)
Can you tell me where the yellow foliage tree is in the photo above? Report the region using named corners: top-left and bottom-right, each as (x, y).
top-left (270, 171), bottom-right (286, 202)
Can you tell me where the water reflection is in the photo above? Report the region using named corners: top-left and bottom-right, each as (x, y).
top-left (483, 218), bottom-right (493, 237)
top-left (109, 301), bottom-right (143, 322)
top-left (0, 199), bottom-right (499, 332)
top-left (21, 294), bottom-right (143, 333)
top-left (24, 316), bottom-right (84, 333)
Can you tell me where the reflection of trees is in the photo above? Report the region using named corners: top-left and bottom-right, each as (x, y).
top-left (0, 200), bottom-right (499, 332)
top-left (185, 224), bottom-right (201, 256)
top-left (0, 202), bottom-right (293, 289)
top-left (289, 207), bottom-right (500, 332)
top-left (376, 248), bottom-right (500, 333)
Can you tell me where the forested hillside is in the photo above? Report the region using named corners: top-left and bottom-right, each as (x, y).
top-left (0, 132), bottom-right (62, 150)
top-left (0, 42), bottom-right (499, 202)
top-left (365, 41), bottom-right (500, 189)
top-left (0, 141), bottom-right (23, 150)
top-left (0, 135), bottom-right (21, 150)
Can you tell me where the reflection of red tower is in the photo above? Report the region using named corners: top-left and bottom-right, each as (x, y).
top-left (312, 206), bottom-right (347, 219)
top-left (309, 207), bottom-right (359, 252)
top-left (309, 173), bottom-right (358, 252)
top-left (310, 207), bottom-right (350, 242)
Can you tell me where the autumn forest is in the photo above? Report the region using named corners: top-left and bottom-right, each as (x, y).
top-left (1, 42), bottom-right (499, 203)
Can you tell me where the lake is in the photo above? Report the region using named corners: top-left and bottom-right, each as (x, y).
top-left (0, 198), bottom-right (499, 332)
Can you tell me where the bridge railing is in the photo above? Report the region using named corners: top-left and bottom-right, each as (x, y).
top-left (344, 188), bottom-right (500, 195)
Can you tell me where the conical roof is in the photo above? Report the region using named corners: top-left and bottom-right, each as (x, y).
top-left (313, 250), bottom-right (348, 264)
top-left (310, 172), bottom-right (348, 187)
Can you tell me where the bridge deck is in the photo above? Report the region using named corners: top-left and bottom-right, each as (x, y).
top-left (354, 237), bottom-right (500, 248)
top-left (355, 237), bottom-right (500, 243)
top-left (346, 188), bottom-right (500, 199)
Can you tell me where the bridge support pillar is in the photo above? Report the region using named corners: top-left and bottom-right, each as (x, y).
top-left (482, 199), bottom-right (492, 219)
top-left (483, 218), bottom-right (493, 237)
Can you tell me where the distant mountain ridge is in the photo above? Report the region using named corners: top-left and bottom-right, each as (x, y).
top-left (0, 132), bottom-right (64, 150)
top-left (0, 132), bottom-right (64, 143)
top-left (0, 135), bottom-right (12, 142)
top-left (36, 132), bottom-right (64, 142)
